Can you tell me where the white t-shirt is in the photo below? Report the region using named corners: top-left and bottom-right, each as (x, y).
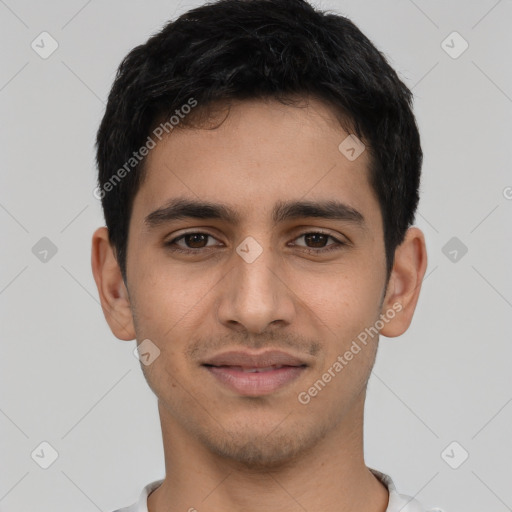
top-left (111, 467), bottom-right (429, 511)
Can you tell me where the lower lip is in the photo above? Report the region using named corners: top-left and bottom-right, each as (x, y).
top-left (204, 366), bottom-right (306, 396)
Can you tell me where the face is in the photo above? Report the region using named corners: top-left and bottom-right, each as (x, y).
top-left (105, 97), bottom-right (403, 468)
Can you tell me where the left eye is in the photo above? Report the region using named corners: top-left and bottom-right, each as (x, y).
top-left (292, 232), bottom-right (340, 249)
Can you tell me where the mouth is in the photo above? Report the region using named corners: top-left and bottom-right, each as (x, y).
top-left (202, 350), bottom-right (308, 396)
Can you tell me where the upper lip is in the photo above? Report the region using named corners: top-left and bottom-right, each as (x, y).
top-left (203, 350), bottom-right (307, 368)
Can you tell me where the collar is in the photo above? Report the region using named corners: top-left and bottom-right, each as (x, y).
top-left (130, 467), bottom-right (425, 512)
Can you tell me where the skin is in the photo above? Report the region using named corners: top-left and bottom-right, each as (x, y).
top-left (91, 96), bottom-right (427, 512)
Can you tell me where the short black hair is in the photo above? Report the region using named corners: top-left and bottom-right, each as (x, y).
top-left (95, 0), bottom-right (422, 283)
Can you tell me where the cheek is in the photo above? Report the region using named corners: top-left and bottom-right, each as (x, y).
top-left (130, 257), bottom-right (213, 327)
top-left (129, 274), bottom-right (200, 401)
top-left (129, 266), bottom-right (224, 380)
top-left (298, 267), bottom-right (382, 341)
top-left (296, 277), bottom-right (381, 409)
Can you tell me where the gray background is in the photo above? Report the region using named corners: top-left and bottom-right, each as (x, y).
top-left (1, 0), bottom-right (511, 511)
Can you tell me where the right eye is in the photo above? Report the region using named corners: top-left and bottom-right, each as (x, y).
top-left (164, 232), bottom-right (224, 253)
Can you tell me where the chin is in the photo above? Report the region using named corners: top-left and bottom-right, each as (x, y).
top-left (199, 420), bottom-right (330, 470)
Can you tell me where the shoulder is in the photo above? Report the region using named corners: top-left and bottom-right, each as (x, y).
top-left (109, 506), bottom-right (137, 512)
top-left (109, 479), bottom-right (164, 512)
top-left (369, 467), bottom-right (429, 512)
top-left (109, 502), bottom-right (141, 512)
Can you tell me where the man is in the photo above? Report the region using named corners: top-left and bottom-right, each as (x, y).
top-left (91, 0), bottom-right (430, 510)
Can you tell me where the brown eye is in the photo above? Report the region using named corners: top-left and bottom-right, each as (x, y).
top-left (303, 233), bottom-right (330, 248)
top-left (165, 232), bottom-right (222, 253)
top-left (181, 233), bottom-right (209, 248)
top-left (291, 232), bottom-right (347, 254)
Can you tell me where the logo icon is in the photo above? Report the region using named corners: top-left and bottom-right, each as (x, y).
top-left (236, 236), bottom-right (263, 263)
top-left (31, 31), bottom-right (59, 59)
top-left (338, 134), bottom-right (365, 161)
top-left (442, 237), bottom-right (468, 263)
top-left (441, 31), bottom-right (469, 59)
top-left (31, 441), bottom-right (59, 469)
top-left (441, 441), bottom-right (469, 469)
top-left (133, 339), bottom-right (161, 366)
top-left (32, 237), bottom-right (58, 263)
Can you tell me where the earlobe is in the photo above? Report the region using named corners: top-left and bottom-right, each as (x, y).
top-left (91, 227), bottom-right (136, 341)
top-left (379, 227), bottom-right (428, 338)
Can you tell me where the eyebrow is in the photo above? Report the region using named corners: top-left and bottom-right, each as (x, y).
top-left (144, 197), bottom-right (365, 229)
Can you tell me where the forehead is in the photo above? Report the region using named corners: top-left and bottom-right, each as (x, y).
top-left (130, 97), bottom-right (380, 230)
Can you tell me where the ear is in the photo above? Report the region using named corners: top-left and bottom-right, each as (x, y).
top-left (91, 227), bottom-right (136, 341)
top-left (379, 227), bottom-right (428, 337)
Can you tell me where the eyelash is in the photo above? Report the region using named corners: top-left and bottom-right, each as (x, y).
top-left (164, 231), bottom-right (347, 255)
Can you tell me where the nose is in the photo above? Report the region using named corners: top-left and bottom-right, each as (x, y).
top-left (216, 240), bottom-right (296, 335)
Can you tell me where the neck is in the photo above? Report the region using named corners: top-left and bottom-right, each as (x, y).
top-left (147, 398), bottom-right (389, 512)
